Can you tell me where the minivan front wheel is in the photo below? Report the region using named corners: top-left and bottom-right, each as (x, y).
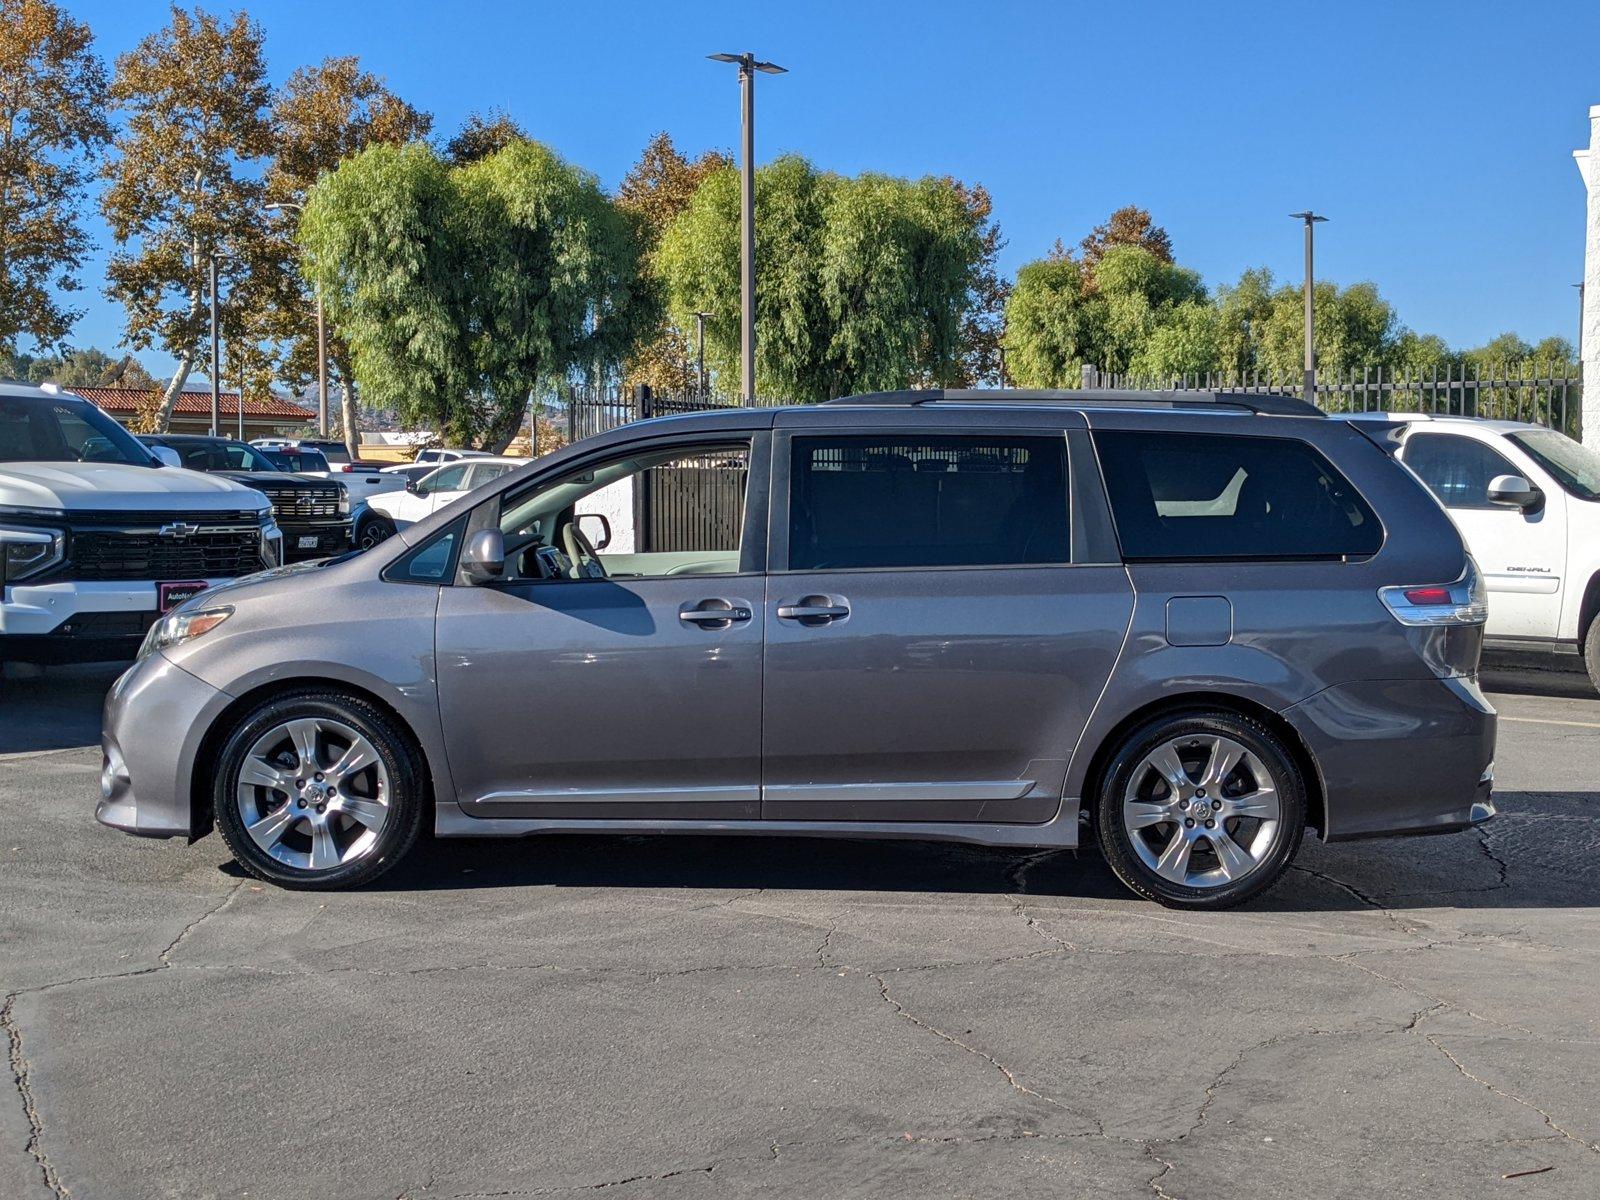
top-left (213, 690), bottom-right (425, 889)
top-left (1096, 711), bottom-right (1305, 909)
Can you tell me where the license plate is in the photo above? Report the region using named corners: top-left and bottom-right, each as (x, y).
top-left (297, 534), bottom-right (320, 550)
top-left (158, 581), bottom-right (208, 612)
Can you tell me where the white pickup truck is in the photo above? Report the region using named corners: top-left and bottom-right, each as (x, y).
top-left (1, 381), bottom-right (281, 663)
top-left (1347, 413), bottom-right (1600, 691)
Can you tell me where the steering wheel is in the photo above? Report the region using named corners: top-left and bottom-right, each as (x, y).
top-left (561, 520), bottom-right (608, 580)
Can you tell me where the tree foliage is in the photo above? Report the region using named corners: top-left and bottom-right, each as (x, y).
top-left (0, 0), bottom-right (111, 355)
top-left (1, 344), bottom-right (153, 387)
top-left (100, 5), bottom-right (275, 430)
top-left (444, 108), bottom-right (529, 166)
top-left (657, 155), bottom-right (988, 401)
top-left (1081, 205), bottom-right (1172, 272)
top-left (267, 54), bottom-right (431, 451)
top-left (300, 140), bottom-right (654, 449)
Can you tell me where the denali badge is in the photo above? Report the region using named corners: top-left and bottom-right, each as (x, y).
top-left (158, 522), bottom-right (201, 539)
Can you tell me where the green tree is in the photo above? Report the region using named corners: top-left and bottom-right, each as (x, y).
top-left (0, 0), bottom-right (112, 355)
top-left (656, 155), bottom-right (987, 401)
top-left (267, 55), bottom-right (432, 453)
top-left (300, 140), bottom-right (654, 449)
top-left (1081, 205), bottom-right (1172, 273)
top-left (100, 5), bottom-right (275, 431)
top-left (1000, 255), bottom-right (1098, 386)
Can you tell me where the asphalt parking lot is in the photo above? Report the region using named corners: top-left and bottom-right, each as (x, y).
top-left (2, 659), bottom-right (1598, 1200)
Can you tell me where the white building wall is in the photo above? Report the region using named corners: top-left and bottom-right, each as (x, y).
top-left (1577, 104), bottom-right (1600, 448)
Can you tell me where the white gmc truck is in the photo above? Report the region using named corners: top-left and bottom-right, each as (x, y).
top-left (1, 380), bottom-right (282, 663)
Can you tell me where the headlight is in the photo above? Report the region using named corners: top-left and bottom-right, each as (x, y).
top-left (337, 483), bottom-right (351, 516)
top-left (138, 605), bottom-right (233, 660)
top-left (0, 525), bottom-right (66, 584)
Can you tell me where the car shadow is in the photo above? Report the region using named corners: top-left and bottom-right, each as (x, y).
top-left (1481, 658), bottom-right (1596, 701)
top-left (357, 788), bottom-right (1598, 912)
top-left (0, 661), bottom-right (124, 755)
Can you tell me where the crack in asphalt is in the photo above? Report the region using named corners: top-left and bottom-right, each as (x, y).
top-left (3, 993), bottom-right (68, 1199)
top-left (1423, 1033), bottom-right (1600, 1155)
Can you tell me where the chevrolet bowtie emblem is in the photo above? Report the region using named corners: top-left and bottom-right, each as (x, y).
top-left (158, 522), bottom-right (201, 539)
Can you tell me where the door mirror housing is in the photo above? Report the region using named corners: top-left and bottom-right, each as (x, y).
top-left (1487, 473), bottom-right (1543, 511)
top-left (575, 511), bottom-right (612, 551)
top-left (460, 528), bottom-right (505, 585)
top-left (148, 445), bottom-right (182, 469)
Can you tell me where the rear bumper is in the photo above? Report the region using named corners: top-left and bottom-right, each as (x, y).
top-left (1283, 675), bottom-right (1497, 841)
top-left (96, 652), bottom-right (231, 839)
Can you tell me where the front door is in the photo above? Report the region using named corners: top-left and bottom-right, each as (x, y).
top-left (761, 424), bottom-right (1134, 824)
top-left (436, 433), bottom-right (767, 819)
top-left (1400, 429), bottom-right (1568, 638)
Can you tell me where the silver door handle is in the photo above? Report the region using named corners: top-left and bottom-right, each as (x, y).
top-left (680, 606), bottom-right (752, 624)
top-left (776, 604), bottom-right (850, 621)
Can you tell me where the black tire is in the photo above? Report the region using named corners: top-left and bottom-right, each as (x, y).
top-left (356, 513), bottom-right (396, 550)
top-left (213, 689), bottom-right (426, 890)
top-left (1094, 710), bottom-right (1306, 910)
top-left (1585, 617), bottom-right (1600, 697)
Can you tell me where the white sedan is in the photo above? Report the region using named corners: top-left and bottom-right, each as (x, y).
top-left (354, 456), bottom-right (526, 549)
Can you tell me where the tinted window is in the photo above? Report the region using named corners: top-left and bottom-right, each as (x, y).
top-left (788, 435), bottom-right (1070, 570)
top-left (264, 448), bottom-right (329, 472)
top-left (1095, 431), bottom-right (1382, 561)
top-left (0, 395), bottom-right (151, 465)
top-left (1403, 433), bottom-right (1519, 509)
top-left (425, 464), bottom-right (470, 492)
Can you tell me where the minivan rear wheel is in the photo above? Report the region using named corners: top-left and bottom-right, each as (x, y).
top-left (213, 690), bottom-right (425, 890)
top-left (1095, 711), bottom-right (1306, 909)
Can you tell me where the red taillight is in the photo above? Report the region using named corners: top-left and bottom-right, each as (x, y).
top-left (1403, 586), bottom-right (1452, 605)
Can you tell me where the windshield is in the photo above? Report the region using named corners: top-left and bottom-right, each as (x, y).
top-left (264, 448), bottom-right (329, 472)
top-left (148, 438), bottom-right (280, 472)
top-left (0, 394), bottom-right (154, 466)
top-left (1509, 429), bottom-right (1600, 502)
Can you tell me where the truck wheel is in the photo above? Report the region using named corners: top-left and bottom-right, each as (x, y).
top-left (1585, 618), bottom-right (1600, 696)
top-left (357, 514), bottom-right (395, 550)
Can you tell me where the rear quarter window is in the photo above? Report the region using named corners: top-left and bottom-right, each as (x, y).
top-left (1093, 430), bottom-right (1382, 561)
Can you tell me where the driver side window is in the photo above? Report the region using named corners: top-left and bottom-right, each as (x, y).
top-left (498, 441), bottom-right (752, 582)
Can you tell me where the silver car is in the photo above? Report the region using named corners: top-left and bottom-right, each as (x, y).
top-left (99, 390), bottom-right (1496, 908)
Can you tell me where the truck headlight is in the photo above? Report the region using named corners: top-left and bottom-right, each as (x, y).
top-left (337, 483), bottom-right (351, 516)
top-left (0, 525), bottom-right (66, 585)
top-left (138, 605), bottom-right (233, 660)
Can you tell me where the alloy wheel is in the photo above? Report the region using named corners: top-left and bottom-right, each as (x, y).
top-left (234, 717), bottom-right (391, 871)
top-left (1121, 734), bottom-right (1282, 889)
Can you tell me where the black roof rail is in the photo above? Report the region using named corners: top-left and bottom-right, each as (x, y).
top-left (824, 388), bottom-right (1325, 419)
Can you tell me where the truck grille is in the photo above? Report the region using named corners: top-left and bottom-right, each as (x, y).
top-left (258, 484), bottom-right (342, 520)
top-left (68, 523), bottom-right (263, 582)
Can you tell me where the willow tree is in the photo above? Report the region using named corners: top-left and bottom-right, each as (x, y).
top-left (0, 0), bottom-right (111, 355)
top-left (299, 140), bottom-right (654, 449)
top-left (656, 155), bottom-right (988, 401)
top-left (101, 5), bottom-right (274, 430)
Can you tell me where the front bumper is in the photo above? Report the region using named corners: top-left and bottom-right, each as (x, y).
top-left (97, 652), bottom-right (230, 838)
top-left (279, 518), bottom-right (353, 562)
top-left (2, 578), bottom-right (249, 663)
top-left (1283, 675), bottom-right (1497, 841)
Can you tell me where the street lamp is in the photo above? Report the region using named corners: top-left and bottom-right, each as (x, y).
top-left (708, 51), bottom-right (786, 404)
top-left (1289, 212), bottom-right (1327, 402)
top-left (692, 311), bottom-right (712, 395)
top-left (266, 200), bottom-right (330, 439)
top-left (207, 250), bottom-right (231, 437)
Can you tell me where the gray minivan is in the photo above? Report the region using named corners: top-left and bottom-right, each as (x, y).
top-left (98, 390), bottom-right (1495, 909)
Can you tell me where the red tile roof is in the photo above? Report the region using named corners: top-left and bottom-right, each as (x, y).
top-left (67, 385), bottom-right (313, 422)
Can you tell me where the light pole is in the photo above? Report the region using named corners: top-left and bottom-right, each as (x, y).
top-left (708, 51), bottom-right (785, 404)
top-left (693, 311), bottom-right (711, 395)
top-left (1290, 212), bottom-right (1327, 402)
top-left (266, 201), bottom-right (329, 438)
top-left (207, 250), bottom-right (228, 436)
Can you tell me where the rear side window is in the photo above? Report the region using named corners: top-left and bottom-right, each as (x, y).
top-left (788, 435), bottom-right (1070, 570)
top-left (1094, 431), bottom-right (1382, 561)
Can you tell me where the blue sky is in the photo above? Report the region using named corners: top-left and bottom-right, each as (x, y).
top-left (64, 0), bottom-right (1600, 376)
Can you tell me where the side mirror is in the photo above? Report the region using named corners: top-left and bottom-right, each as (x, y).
top-left (149, 445), bottom-right (182, 469)
top-left (460, 528), bottom-right (505, 585)
top-left (575, 511), bottom-right (613, 551)
top-left (1487, 474), bottom-right (1543, 511)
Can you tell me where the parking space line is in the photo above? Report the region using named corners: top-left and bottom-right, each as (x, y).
top-left (1500, 715), bottom-right (1600, 730)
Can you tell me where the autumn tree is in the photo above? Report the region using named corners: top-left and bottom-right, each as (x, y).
top-left (657, 156), bottom-right (987, 401)
top-left (101, 5), bottom-right (275, 431)
top-left (444, 108), bottom-right (528, 166)
top-left (267, 55), bottom-right (431, 453)
top-left (1080, 205), bottom-right (1172, 272)
top-left (300, 141), bottom-right (655, 449)
top-left (616, 132), bottom-right (730, 392)
top-left (0, 0), bottom-right (111, 355)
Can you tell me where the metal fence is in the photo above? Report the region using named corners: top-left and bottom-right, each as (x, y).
top-left (1085, 365), bottom-right (1584, 437)
top-left (563, 387), bottom-right (787, 442)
